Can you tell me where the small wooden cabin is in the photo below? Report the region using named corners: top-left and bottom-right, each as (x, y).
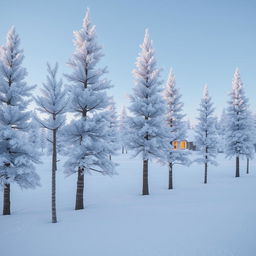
top-left (172, 140), bottom-right (187, 150)
top-left (171, 129), bottom-right (197, 151)
top-left (172, 140), bottom-right (196, 150)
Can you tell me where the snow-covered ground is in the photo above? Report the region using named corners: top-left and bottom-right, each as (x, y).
top-left (0, 152), bottom-right (256, 256)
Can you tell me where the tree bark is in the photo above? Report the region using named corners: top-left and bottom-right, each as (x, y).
top-left (3, 68), bottom-right (12, 216)
top-left (204, 162), bottom-right (208, 184)
top-left (75, 167), bottom-right (84, 210)
top-left (3, 184), bottom-right (10, 215)
top-left (236, 156), bottom-right (240, 177)
top-left (142, 159), bottom-right (149, 195)
top-left (168, 162), bottom-right (173, 189)
top-left (51, 129), bottom-right (57, 223)
top-left (204, 148), bottom-right (208, 184)
top-left (246, 158), bottom-right (249, 174)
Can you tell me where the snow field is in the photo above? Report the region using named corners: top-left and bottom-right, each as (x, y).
top-left (1, 152), bottom-right (256, 256)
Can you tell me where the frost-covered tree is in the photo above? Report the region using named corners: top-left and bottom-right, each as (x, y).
top-left (119, 106), bottom-right (128, 154)
top-left (35, 63), bottom-right (68, 223)
top-left (29, 120), bottom-right (40, 146)
top-left (245, 112), bottom-right (255, 174)
top-left (186, 118), bottom-right (191, 129)
top-left (0, 27), bottom-right (40, 215)
top-left (39, 128), bottom-right (46, 152)
top-left (252, 113), bottom-right (256, 169)
top-left (164, 69), bottom-right (190, 189)
top-left (64, 9), bottom-right (116, 210)
top-left (127, 29), bottom-right (167, 195)
top-left (225, 69), bottom-right (254, 177)
top-left (194, 85), bottom-right (218, 184)
top-left (217, 108), bottom-right (227, 153)
top-left (105, 99), bottom-right (119, 160)
top-left (253, 113), bottom-right (256, 150)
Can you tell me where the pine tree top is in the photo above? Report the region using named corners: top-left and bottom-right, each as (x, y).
top-left (203, 84), bottom-right (209, 99)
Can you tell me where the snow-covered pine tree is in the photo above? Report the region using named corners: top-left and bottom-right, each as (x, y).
top-left (194, 85), bottom-right (218, 184)
top-left (127, 29), bottom-right (167, 195)
top-left (105, 99), bottom-right (119, 161)
top-left (39, 128), bottom-right (46, 152)
top-left (225, 69), bottom-right (254, 177)
top-left (35, 63), bottom-right (68, 223)
top-left (186, 118), bottom-right (191, 129)
top-left (119, 106), bottom-right (128, 154)
top-left (164, 69), bottom-right (190, 189)
top-left (253, 113), bottom-right (256, 151)
top-left (29, 120), bottom-right (40, 146)
top-left (0, 27), bottom-right (40, 215)
top-left (64, 9), bottom-right (116, 210)
top-left (217, 108), bottom-right (227, 153)
top-left (245, 112), bottom-right (255, 174)
top-left (253, 113), bottom-right (256, 163)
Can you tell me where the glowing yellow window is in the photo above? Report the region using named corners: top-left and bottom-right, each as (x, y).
top-left (180, 141), bottom-right (187, 149)
top-left (172, 141), bottom-right (178, 150)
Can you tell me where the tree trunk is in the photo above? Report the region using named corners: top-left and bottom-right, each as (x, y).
top-left (3, 80), bottom-right (11, 216)
top-left (204, 162), bottom-right (208, 184)
top-left (204, 139), bottom-right (208, 184)
top-left (142, 159), bottom-right (149, 195)
top-left (168, 162), bottom-right (173, 189)
top-left (3, 183), bottom-right (10, 215)
top-left (75, 167), bottom-right (84, 210)
top-left (122, 146), bottom-right (124, 154)
top-left (51, 129), bottom-right (57, 223)
top-left (246, 158), bottom-right (249, 174)
top-left (236, 156), bottom-right (240, 177)
top-left (109, 155), bottom-right (112, 161)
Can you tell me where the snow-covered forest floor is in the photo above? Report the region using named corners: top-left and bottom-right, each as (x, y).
top-left (1, 152), bottom-right (256, 256)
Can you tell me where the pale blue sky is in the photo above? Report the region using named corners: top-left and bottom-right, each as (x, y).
top-left (1, 0), bottom-right (256, 121)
